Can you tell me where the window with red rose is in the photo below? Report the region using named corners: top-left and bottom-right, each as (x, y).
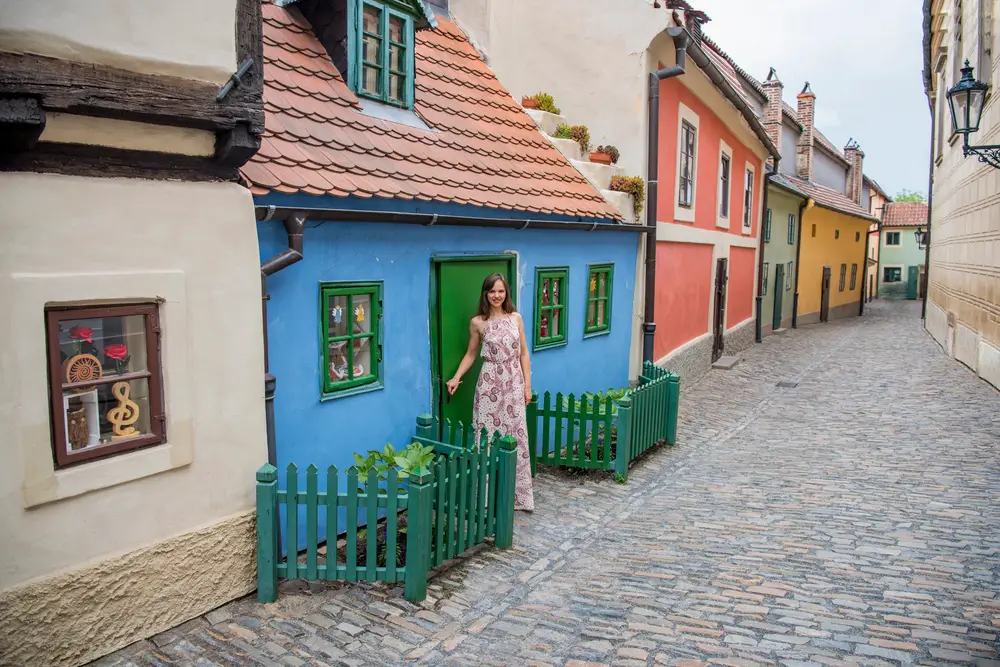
top-left (45, 303), bottom-right (165, 467)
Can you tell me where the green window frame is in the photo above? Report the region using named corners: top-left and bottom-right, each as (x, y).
top-left (533, 267), bottom-right (568, 351)
top-left (584, 264), bottom-right (614, 336)
top-left (762, 263), bottom-right (769, 295)
top-left (787, 213), bottom-right (796, 245)
top-left (764, 209), bottom-right (772, 243)
top-left (349, 0), bottom-right (415, 109)
top-left (320, 281), bottom-right (383, 399)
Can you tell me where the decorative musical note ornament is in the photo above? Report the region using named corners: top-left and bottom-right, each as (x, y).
top-left (107, 381), bottom-right (140, 440)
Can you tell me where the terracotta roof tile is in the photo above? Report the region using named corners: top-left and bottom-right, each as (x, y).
top-left (882, 202), bottom-right (928, 227)
top-left (783, 174), bottom-right (879, 223)
top-left (244, 1), bottom-right (621, 221)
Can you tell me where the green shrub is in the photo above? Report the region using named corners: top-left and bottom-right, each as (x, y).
top-left (554, 123), bottom-right (591, 153)
top-left (595, 145), bottom-right (620, 164)
top-left (530, 92), bottom-right (561, 115)
top-left (609, 175), bottom-right (645, 217)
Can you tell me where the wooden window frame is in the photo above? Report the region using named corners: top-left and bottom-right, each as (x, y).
top-left (885, 231), bottom-right (901, 246)
top-left (883, 266), bottom-right (903, 283)
top-left (678, 121), bottom-right (697, 209)
top-left (719, 152), bottom-right (731, 219)
top-left (742, 167), bottom-right (754, 232)
top-left (764, 208), bottom-right (772, 242)
top-left (839, 264), bottom-right (847, 292)
top-left (45, 302), bottom-right (165, 468)
top-left (850, 263), bottom-right (858, 291)
top-left (320, 281), bottom-right (384, 399)
top-left (350, 0), bottom-right (416, 109)
top-left (787, 213), bottom-right (796, 245)
top-left (533, 267), bottom-right (569, 351)
top-left (584, 263), bottom-right (614, 337)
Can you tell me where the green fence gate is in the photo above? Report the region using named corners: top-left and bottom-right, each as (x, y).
top-left (256, 415), bottom-right (517, 603)
top-left (528, 361), bottom-right (679, 480)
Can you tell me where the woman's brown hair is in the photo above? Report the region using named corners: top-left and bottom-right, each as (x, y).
top-left (477, 272), bottom-right (516, 320)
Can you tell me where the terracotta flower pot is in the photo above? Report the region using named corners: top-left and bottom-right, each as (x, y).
top-left (590, 151), bottom-right (613, 165)
top-left (521, 96), bottom-right (538, 109)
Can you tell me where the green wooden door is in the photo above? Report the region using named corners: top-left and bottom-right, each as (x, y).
top-left (906, 266), bottom-right (919, 300)
top-left (772, 263), bottom-right (784, 331)
top-left (432, 257), bottom-right (515, 433)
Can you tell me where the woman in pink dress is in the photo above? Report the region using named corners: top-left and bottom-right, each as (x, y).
top-left (445, 273), bottom-right (535, 511)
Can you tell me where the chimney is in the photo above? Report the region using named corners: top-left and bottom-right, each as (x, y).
top-left (761, 67), bottom-right (783, 168)
top-left (844, 139), bottom-right (865, 205)
top-left (796, 82), bottom-right (815, 181)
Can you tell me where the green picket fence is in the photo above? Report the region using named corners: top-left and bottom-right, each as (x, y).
top-left (528, 361), bottom-right (679, 480)
top-left (256, 415), bottom-right (517, 603)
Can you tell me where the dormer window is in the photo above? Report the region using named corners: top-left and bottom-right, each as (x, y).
top-left (346, 0), bottom-right (435, 109)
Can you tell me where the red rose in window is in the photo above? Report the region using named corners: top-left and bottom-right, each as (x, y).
top-left (69, 326), bottom-right (93, 343)
top-left (104, 344), bottom-right (127, 360)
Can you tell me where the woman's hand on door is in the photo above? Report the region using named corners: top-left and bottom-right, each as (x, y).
top-left (445, 377), bottom-right (461, 395)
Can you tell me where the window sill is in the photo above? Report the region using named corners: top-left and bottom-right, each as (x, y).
top-left (320, 381), bottom-right (384, 402)
top-left (716, 216), bottom-right (730, 230)
top-left (949, 130), bottom-right (962, 147)
top-left (583, 329), bottom-right (612, 340)
top-left (533, 339), bottom-right (568, 352)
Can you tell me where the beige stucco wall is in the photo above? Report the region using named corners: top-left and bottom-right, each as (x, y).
top-left (0, 173), bottom-right (266, 665)
top-left (0, 0), bottom-right (237, 83)
top-left (926, 0), bottom-right (1000, 390)
top-left (41, 113), bottom-right (217, 156)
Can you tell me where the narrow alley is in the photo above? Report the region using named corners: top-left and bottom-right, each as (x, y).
top-left (95, 301), bottom-right (1000, 667)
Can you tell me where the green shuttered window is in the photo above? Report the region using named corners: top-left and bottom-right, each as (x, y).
top-left (764, 209), bottom-right (772, 242)
top-left (351, 0), bottom-right (415, 108)
top-left (787, 214), bottom-right (796, 245)
top-left (585, 264), bottom-right (614, 336)
top-left (321, 281), bottom-right (384, 398)
top-left (534, 267), bottom-right (568, 351)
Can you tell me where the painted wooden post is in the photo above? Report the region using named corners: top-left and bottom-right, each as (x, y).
top-left (667, 372), bottom-right (680, 445)
top-left (416, 413), bottom-right (436, 441)
top-left (404, 466), bottom-right (434, 602)
top-left (256, 463), bottom-right (279, 603)
top-left (527, 391), bottom-right (538, 477)
top-left (614, 397), bottom-right (633, 481)
top-left (494, 435), bottom-right (518, 549)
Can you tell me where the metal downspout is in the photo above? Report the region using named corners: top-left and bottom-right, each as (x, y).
top-left (260, 212), bottom-right (307, 466)
top-left (642, 27), bottom-right (689, 365)
top-left (922, 105), bottom-right (936, 320)
top-left (755, 168), bottom-right (776, 342)
top-left (791, 199), bottom-right (810, 328)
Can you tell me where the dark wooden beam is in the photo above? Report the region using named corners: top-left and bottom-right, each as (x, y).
top-left (215, 123), bottom-right (261, 168)
top-left (0, 97), bottom-right (46, 153)
top-left (0, 142), bottom-right (239, 181)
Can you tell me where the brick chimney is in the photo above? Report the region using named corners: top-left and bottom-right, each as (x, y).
top-left (761, 67), bottom-right (783, 168)
top-left (844, 139), bottom-right (864, 205)
top-left (796, 82), bottom-right (815, 181)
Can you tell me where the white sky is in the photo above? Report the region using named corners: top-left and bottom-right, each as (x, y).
top-left (695, 0), bottom-right (930, 198)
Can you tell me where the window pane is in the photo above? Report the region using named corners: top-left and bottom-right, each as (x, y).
top-left (352, 293), bottom-right (372, 335)
top-left (352, 336), bottom-right (372, 379)
top-left (587, 301), bottom-right (596, 328)
top-left (551, 308), bottom-right (561, 337)
top-left (541, 278), bottom-right (550, 306)
top-left (552, 278), bottom-right (561, 306)
top-left (540, 310), bottom-right (550, 339)
top-left (389, 15), bottom-right (404, 42)
top-left (363, 5), bottom-right (381, 33)
top-left (597, 299), bottom-right (606, 327)
top-left (328, 295), bottom-right (349, 338)
top-left (362, 64), bottom-right (381, 96)
top-left (598, 271), bottom-right (607, 297)
top-left (64, 377), bottom-right (153, 453)
top-left (58, 313), bottom-right (148, 381)
top-left (389, 73), bottom-right (405, 104)
top-left (589, 274), bottom-right (597, 297)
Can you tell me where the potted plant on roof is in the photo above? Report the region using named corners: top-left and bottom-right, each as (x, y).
top-left (590, 145), bottom-right (620, 165)
top-left (554, 123), bottom-right (591, 154)
top-left (521, 92), bottom-right (560, 114)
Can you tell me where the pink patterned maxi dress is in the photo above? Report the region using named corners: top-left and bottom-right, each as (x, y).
top-left (472, 315), bottom-right (535, 511)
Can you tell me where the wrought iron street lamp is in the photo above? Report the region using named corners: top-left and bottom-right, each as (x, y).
top-left (915, 227), bottom-right (928, 249)
top-left (947, 61), bottom-right (1000, 168)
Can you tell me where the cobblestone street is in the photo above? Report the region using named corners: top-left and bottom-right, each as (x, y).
top-left (95, 301), bottom-right (1000, 667)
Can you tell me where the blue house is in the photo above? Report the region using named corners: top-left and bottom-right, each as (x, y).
top-left (246, 0), bottom-right (644, 484)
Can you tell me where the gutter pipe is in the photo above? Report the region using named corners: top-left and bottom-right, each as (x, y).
top-left (755, 167), bottom-right (776, 343)
top-left (642, 26), bottom-right (690, 364)
top-left (259, 211), bottom-right (306, 466)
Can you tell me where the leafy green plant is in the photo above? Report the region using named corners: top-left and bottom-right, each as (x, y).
top-left (530, 92), bottom-right (560, 115)
top-left (595, 145), bottom-right (620, 164)
top-left (609, 175), bottom-right (645, 217)
top-left (352, 441), bottom-right (436, 493)
top-left (614, 472), bottom-right (628, 485)
top-left (554, 123), bottom-right (591, 153)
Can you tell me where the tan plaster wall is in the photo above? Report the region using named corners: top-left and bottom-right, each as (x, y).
top-left (926, 0), bottom-right (1000, 390)
top-left (0, 510), bottom-right (256, 667)
top-left (0, 0), bottom-right (237, 84)
top-left (41, 113), bottom-right (216, 156)
top-left (0, 174), bottom-right (266, 590)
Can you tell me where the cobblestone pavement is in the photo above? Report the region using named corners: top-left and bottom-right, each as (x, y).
top-left (94, 301), bottom-right (1000, 667)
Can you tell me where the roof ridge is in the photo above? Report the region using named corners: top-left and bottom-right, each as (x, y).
top-left (699, 32), bottom-right (766, 99)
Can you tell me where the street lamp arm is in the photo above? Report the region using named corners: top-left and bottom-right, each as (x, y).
top-left (962, 134), bottom-right (1000, 169)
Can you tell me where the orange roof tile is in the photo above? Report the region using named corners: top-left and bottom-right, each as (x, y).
top-left (244, 1), bottom-right (623, 221)
top-left (882, 202), bottom-right (928, 227)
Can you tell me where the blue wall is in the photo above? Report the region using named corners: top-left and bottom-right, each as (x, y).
top-left (260, 218), bottom-right (640, 480)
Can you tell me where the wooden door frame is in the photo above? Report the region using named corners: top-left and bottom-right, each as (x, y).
top-left (428, 254), bottom-right (517, 432)
top-left (820, 266), bottom-right (832, 322)
top-left (712, 257), bottom-right (728, 362)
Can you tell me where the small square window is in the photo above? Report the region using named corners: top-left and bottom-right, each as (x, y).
top-left (885, 231), bottom-right (901, 246)
top-left (855, 231), bottom-right (861, 242)
top-left (534, 267), bottom-right (568, 350)
top-left (811, 224), bottom-right (817, 238)
top-left (321, 281), bottom-right (383, 398)
top-left (45, 303), bottom-right (165, 468)
top-left (585, 264), bottom-right (614, 336)
top-left (835, 229), bottom-right (840, 239)
top-left (883, 267), bottom-right (903, 283)
top-left (762, 263), bottom-right (769, 295)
